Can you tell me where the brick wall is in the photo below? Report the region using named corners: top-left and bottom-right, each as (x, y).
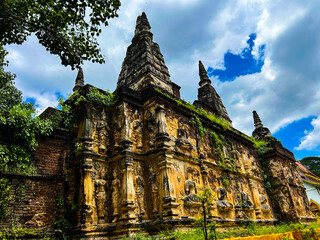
top-left (0, 129), bottom-right (72, 231)
top-left (1, 175), bottom-right (64, 229)
top-left (33, 130), bottom-right (71, 176)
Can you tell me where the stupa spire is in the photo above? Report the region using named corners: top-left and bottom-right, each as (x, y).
top-left (134, 12), bottom-right (152, 39)
top-left (73, 67), bottom-right (84, 92)
top-left (252, 110), bottom-right (272, 141)
top-left (199, 60), bottom-right (211, 87)
top-left (117, 12), bottom-right (176, 94)
top-left (253, 110), bottom-right (263, 129)
top-left (194, 61), bottom-right (231, 123)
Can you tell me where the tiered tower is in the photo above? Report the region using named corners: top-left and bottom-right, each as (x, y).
top-left (194, 61), bottom-right (232, 123)
top-left (117, 12), bottom-right (180, 97)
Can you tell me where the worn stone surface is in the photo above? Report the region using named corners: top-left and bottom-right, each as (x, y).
top-left (117, 12), bottom-right (175, 95)
top-left (194, 61), bottom-right (232, 123)
top-left (0, 12), bottom-right (315, 239)
top-left (73, 67), bottom-right (84, 92)
top-left (252, 110), bottom-right (272, 141)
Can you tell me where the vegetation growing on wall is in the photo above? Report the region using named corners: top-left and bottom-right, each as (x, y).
top-left (58, 87), bottom-right (116, 129)
top-left (0, 105), bottom-right (51, 220)
top-left (0, 178), bottom-right (11, 220)
top-left (251, 137), bottom-right (274, 193)
top-left (221, 177), bottom-right (230, 188)
top-left (155, 87), bottom-right (257, 148)
top-left (190, 116), bottom-right (207, 138)
top-left (155, 88), bottom-right (231, 131)
top-left (0, 105), bottom-right (52, 173)
top-left (209, 131), bottom-right (223, 156)
top-left (0, 46), bottom-right (53, 223)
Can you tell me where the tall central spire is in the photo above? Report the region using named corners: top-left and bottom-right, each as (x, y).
top-left (134, 12), bottom-right (152, 39)
top-left (117, 12), bottom-right (177, 94)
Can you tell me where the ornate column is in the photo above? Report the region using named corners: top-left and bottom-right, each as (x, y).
top-left (120, 155), bottom-right (136, 222)
top-left (79, 116), bottom-right (97, 227)
top-left (157, 152), bottom-right (179, 219)
top-left (155, 105), bottom-right (170, 149)
top-left (81, 118), bottom-right (94, 152)
top-left (82, 157), bottom-right (95, 226)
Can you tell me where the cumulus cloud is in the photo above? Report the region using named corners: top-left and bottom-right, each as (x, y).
top-left (295, 116), bottom-right (320, 150)
top-left (214, 0), bottom-right (320, 138)
top-left (4, 0), bottom-right (320, 154)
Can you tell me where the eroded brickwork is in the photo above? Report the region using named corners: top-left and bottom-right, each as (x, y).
top-left (0, 12), bottom-right (315, 240)
top-left (0, 130), bottom-right (71, 231)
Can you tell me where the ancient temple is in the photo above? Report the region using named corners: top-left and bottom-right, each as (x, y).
top-left (0, 12), bottom-right (315, 239)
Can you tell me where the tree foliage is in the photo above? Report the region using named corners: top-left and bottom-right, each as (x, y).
top-left (0, 47), bottom-right (52, 174)
top-left (0, 0), bottom-right (121, 69)
top-left (0, 46), bottom-right (21, 112)
top-left (196, 187), bottom-right (215, 240)
top-left (300, 157), bottom-right (320, 177)
top-left (0, 103), bottom-right (53, 173)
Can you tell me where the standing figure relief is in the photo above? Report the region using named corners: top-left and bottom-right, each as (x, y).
top-left (135, 166), bottom-right (145, 216)
top-left (149, 166), bottom-right (159, 214)
top-left (111, 170), bottom-right (121, 221)
top-left (96, 110), bottom-right (109, 154)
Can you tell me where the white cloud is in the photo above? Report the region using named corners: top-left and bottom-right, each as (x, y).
top-left (4, 0), bottom-right (320, 153)
top-left (7, 50), bottom-right (24, 67)
top-left (295, 116), bottom-right (320, 150)
top-left (21, 88), bottom-right (60, 115)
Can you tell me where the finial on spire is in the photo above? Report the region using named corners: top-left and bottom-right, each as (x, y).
top-left (253, 110), bottom-right (263, 129)
top-left (199, 60), bottom-right (212, 87)
top-left (73, 67), bottom-right (84, 92)
top-left (134, 12), bottom-right (152, 40)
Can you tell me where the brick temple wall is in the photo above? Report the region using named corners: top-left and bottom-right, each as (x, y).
top-left (0, 129), bottom-right (72, 230)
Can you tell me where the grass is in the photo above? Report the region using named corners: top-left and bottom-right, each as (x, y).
top-left (119, 222), bottom-right (320, 240)
top-left (0, 227), bottom-right (50, 240)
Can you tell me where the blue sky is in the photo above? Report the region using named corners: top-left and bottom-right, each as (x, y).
top-left (4, 0), bottom-right (320, 159)
top-left (208, 33), bottom-right (265, 82)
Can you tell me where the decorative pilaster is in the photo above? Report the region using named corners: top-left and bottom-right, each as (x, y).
top-left (157, 153), bottom-right (179, 219)
top-left (82, 157), bottom-right (95, 226)
top-left (81, 118), bottom-right (94, 152)
top-left (155, 105), bottom-right (170, 149)
top-left (120, 155), bottom-right (137, 222)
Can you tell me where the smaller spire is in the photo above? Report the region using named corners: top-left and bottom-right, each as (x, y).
top-left (253, 110), bottom-right (263, 129)
top-left (73, 67), bottom-right (84, 92)
top-left (252, 110), bottom-right (271, 141)
top-left (134, 12), bottom-right (152, 40)
top-left (199, 60), bottom-right (211, 87)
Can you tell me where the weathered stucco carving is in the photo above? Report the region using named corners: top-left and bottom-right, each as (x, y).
top-left (62, 12), bottom-right (315, 239)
